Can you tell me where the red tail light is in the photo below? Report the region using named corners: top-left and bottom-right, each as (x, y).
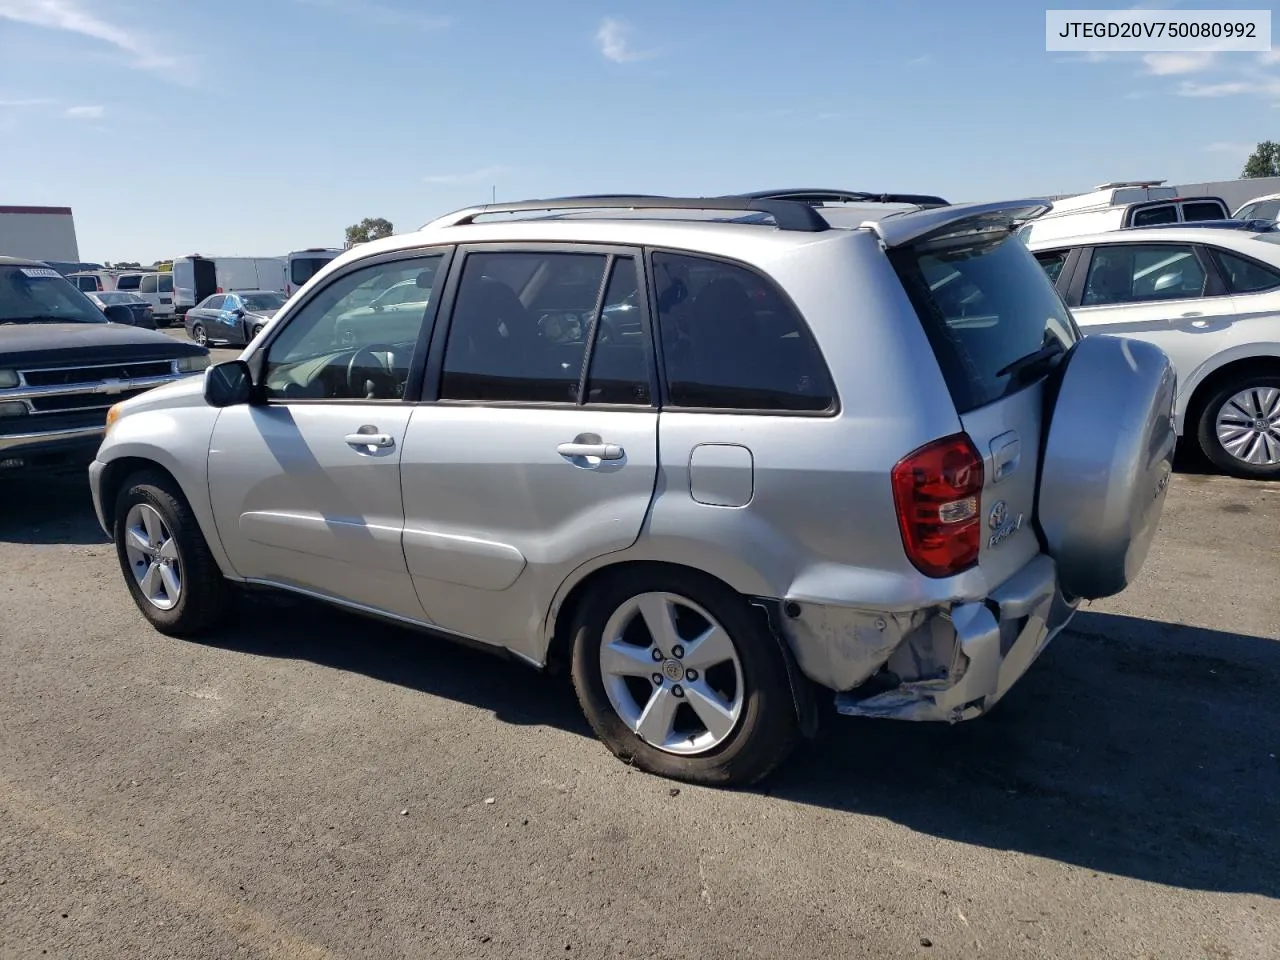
top-left (891, 433), bottom-right (984, 578)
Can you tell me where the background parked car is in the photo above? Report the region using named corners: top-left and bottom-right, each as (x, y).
top-left (1232, 193), bottom-right (1280, 223)
top-left (172, 255), bottom-right (287, 316)
top-left (184, 289), bottom-right (287, 347)
top-left (1027, 223), bottom-right (1280, 479)
top-left (1019, 180), bottom-right (1230, 245)
top-left (115, 272), bottom-right (175, 325)
top-left (68, 269), bottom-right (120, 293)
top-left (86, 291), bottom-right (155, 329)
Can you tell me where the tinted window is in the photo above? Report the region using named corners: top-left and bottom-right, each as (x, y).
top-left (200, 295), bottom-right (225, 311)
top-left (139, 274), bottom-right (158, 293)
top-left (116, 274), bottom-right (140, 290)
top-left (74, 275), bottom-right (97, 291)
top-left (1082, 244), bottom-right (1208, 306)
top-left (441, 251), bottom-right (607, 403)
top-left (158, 274), bottom-right (173, 293)
top-left (585, 257), bottom-right (651, 405)
top-left (1033, 249), bottom-right (1070, 284)
top-left (241, 292), bottom-right (286, 311)
top-left (1245, 199), bottom-right (1280, 221)
top-left (264, 256), bottom-right (443, 401)
top-left (652, 252), bottom-right (833, 411)
top-left (291, 256), bottom-right (332, 286)
top-left (1131, 204), bottom-right (1178, 227)
top-left (888, 233), bottom-right (1077, 414)
top-left (1182, 201), bottom-right (1227, 222)
top-left (1211, 248), bottom-right (1280, 293)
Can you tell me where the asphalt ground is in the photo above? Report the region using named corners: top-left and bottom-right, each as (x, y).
top-left (1, 373), bottom-right (1277, 958)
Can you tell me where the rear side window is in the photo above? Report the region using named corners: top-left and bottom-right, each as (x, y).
top-left (159, 274), bottom-right (173, 293)
top-left (1211, 248), bottom-right (1280, 293)
top-left (116, 274), bottom-right (140, 290)
top-left (888, 233), bottom-right (1077, 414)
top-left (1130, 204), bottom-right (1177, 227)
top-left (651, 252), bottom-right (833, 412)
top-left (1182, 200), bottom-right (1227, 222)
top-left (1033, 249), bottom-right (1069, 283)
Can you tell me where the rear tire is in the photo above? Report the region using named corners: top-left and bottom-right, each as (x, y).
top-left (113, 470), bottom-right (230, 637)
top-left (1195, 373), bottom-right (1280, 480)
top-left (191, 323), bottom-right (208, 347)
top-left (569, 566), bottom-right (800, 787)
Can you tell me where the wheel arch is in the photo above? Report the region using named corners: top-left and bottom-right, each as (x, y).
top-left (544, 558), bottom-right (820, 738)
top-left (1181, 349), bottom-right (1280, 435)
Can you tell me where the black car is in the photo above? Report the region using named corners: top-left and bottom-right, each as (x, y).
top-left (184, 290), bottom-right (286, 347)
top-left (88, 291), bottom-right (156, 329)
top-left (0, 257), bottom-right (209, 477)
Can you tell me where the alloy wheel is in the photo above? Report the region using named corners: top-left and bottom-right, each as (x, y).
top-left (1215, 386), bottom-right (1280, 466)
top-left (123, 503), bottom-right (183, 610)
top-left (598, 591), bottom-right (744, 756)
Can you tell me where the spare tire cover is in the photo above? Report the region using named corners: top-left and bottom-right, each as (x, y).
top-left (1038, 334), bottom-right (1177, 600)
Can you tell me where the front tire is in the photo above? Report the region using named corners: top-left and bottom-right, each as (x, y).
top-left (113, 470), bottom-right (230, 637)
top-left (1196, 373), bottom-right (1280, 480)
top-left (569, 567), bottom-right (800, 787)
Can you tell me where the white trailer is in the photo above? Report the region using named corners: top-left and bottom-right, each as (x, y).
top-left (0, 205), bottom-right (80, 262)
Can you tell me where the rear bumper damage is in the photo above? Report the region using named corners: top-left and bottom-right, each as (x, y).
top-left (780, 554), bottom-right (1076, 723)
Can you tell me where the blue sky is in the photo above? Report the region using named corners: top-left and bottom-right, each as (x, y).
top-left (0, 0), bottom-right (1276, 263)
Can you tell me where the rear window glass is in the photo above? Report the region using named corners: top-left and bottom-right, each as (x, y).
top-left (888, 233), bottom-right (1078, 414)
top-left (116, 274), bottom-right (140, 290)
top-left (1131, 204), bottom-right (1178, 227)
top-left (291, 257), bottom-right (333, 286)
top-left (159, 274), bottom-right (173, 292)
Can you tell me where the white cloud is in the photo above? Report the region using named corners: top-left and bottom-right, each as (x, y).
top-left (596, 17), bottom-right (656, 63)
top-left (294, 0), bottom-right (450, 31)
top-left (907, 54), bottom-right (931, 66)
top-left (0, 96), bottom-right (55, 106)
top-left (1204, 141), bottom-right (1251, 154)
top-left (0, 0), bottom-right (175, 70)
top-left (1142, 52), bottom-right (1216, 75)
top-left (64, 104), bottom-right (103, 119)
top-left (1260, 50), bottom-right (1280, 65)
top-left (1178, 78), bottom-right (1280, 97)
top-left (422, 164), bottom-right (511, 185)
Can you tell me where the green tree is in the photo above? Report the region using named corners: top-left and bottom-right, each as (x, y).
top-left (344, 217), bottom-right (395, 245)
top-left (1241, 141), bottom-right (1280, 178)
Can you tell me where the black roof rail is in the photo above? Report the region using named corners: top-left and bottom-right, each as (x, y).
top-left (730, 188), bottom-right (950, 209)
top-left (425, 195), bottom-right (831, 232)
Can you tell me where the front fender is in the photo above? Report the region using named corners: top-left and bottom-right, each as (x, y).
top-left (94, 402), bottom-right (237, 580)
top-left (1176, 342), bottom-right (1280, 433)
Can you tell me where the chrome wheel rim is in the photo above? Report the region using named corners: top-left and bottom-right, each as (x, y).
top-left (599, 591), bottom-right (744, 756)
top-left (1216, 386), bottom-right (1280, 466)
top-left (123, 503), bottom-right (182, 610)
top-left (193, 325), bottom-right (207, 346)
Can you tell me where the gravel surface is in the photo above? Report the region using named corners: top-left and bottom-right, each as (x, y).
top-left (1, 471), bottom-right (1277, 959)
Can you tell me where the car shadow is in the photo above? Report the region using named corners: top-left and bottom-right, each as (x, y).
top-left (210, 593), bottom-right (1279, 899)
top-left (0, 475), bottom-right (109, 545)
top-left (770, 610), bottom-right (1280, 899)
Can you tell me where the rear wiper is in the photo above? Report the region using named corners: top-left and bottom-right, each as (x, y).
top-left (996, 339), bottom-right (1066, 380)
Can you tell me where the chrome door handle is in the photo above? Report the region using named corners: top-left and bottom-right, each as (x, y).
top-left (345, 432), bottom-right (394, 449)
top-left (557, 442), bottom-right (623, 461)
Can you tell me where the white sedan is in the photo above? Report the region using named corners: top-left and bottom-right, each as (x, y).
top-left (1026, 223), bottom-right (1280, 479)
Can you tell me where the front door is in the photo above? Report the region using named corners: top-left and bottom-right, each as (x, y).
top-left (207, 252), bottom-right (448, 620)
top-left (399, 247), bottom-right (659, 660)
top-left (1068, 241), bottom-right (1234, 404)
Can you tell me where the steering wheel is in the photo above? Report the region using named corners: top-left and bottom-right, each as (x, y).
top-left (346, 344), bottom-right (400, 399)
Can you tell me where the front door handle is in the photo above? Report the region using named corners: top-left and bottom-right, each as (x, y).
top-left (346, 431), bottom-right (394, 449)
top-left (557, 441), bottom-right (623, 461)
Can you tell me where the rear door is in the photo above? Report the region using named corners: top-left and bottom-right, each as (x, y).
top-left (888, 226), bottom-right (1079, 587)
top-left (156, 273), bottom-right (174, 315)
top-left (398, 244), bottom-right (659, 660)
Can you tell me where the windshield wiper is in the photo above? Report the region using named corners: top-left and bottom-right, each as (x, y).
top-left (996, 339), bottom-right (1066, 381)
top-left (0, 314), bottom-right (88, 324)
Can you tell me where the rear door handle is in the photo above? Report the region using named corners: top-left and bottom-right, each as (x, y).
top-left (557, 442), bottom-right (623, 461)
top-left (346, 432), bottom-right (394, 449)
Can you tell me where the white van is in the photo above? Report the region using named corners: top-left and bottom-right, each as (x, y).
top-left (114, 271), bottom-right (176, 324)
top-left (67, 269), bottom-right (120, 293)
top-left (285, 248), bottom-right (342, 297)
top-left (171, 255), bottom-right (287, 316)
top-left (1018, 180), bottom-right (1230, 244)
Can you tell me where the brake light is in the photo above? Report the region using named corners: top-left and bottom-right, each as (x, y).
top-left (891, 433), bottom-right (984, 578)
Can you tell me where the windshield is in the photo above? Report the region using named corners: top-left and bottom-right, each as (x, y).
top-left (241, 292), bottom-right (286, 311)
top-left (0, 264), bottom-right (108, 324)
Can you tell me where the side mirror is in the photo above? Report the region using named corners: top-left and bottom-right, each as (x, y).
top-left (232, 307), bottom-right (245, 318)
top-left (103, 303), bottom-right (136, 325)
top-left (203, 359), bottom-right (254, 407)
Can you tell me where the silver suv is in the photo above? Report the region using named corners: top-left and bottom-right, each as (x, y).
top-left (88, 193), bottom-right (1177, 786)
